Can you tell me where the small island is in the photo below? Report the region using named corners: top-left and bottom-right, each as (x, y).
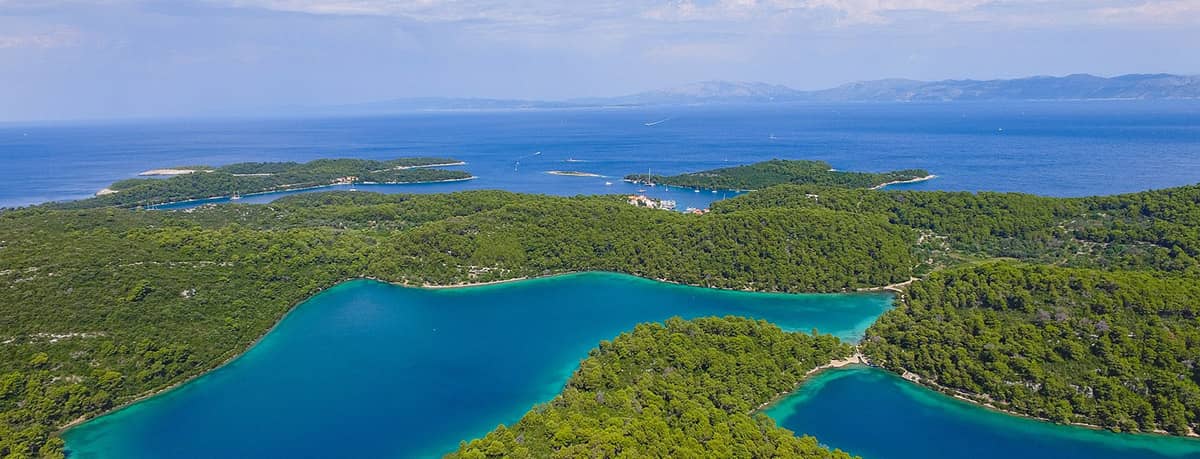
top-left (625, 159), bottom-right (932, 190)
top-left (72, 157), bottom-right (472, 208)
top-left (546, 170), bottom-right (603, 177)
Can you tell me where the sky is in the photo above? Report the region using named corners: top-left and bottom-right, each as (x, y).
top-left (1, 0), bottom-right (1198, 121)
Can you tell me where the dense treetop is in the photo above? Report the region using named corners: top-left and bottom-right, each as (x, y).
top-left (863, 263), bottom-right (1200, 435)
top-left (55, 157), bottom-right (470, 209)
top-left (450, 316), bottom-right (856, 459)
top-left (624, 159), bottom-right (930, 190)
top-left (712, 184), bottom-right (1200, 275)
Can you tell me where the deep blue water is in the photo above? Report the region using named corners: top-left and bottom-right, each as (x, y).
top-left (767, 367), bottom-right (1200, 459)
top-left (2, 101), bottom-right (1199, 209)
top-left (63, 273), bottom-right (894, 458)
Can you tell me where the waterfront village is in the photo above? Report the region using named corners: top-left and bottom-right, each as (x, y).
top-left (626, 194), bottom-right (709, 214)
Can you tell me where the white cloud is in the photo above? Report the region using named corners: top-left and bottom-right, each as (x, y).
top-left (0, 26), bottom-right (81, 49)
top-left (199, 0), bottom-right (1200, 29)
top-left (1090, 0), bottom-right (1200, 24)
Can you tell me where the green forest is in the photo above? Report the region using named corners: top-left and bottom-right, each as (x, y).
top-left (712, 183), bottom-right (1200, 275)
top-left (2, 157), bottom-right (1200, 456)
top-left (450, 317), bottom-right (856, 458)
top-left (0, 190), bottom-right (912, 457)
top-left (623, 159), bottom-right (930, 190)
top-left (57, 157), bottom-right (470, 209)
top-left (863, 263), bottom-right (1200, 434)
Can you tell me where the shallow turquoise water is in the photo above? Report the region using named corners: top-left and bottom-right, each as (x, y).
top-left (63, 272), bottom-right (892, 458)
top-left (766, 366), bottom-right (1200, 459)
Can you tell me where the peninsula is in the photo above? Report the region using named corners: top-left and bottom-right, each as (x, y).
top-left (67, 157), bottom-right (471, 209)
top-left (624, 159), bottom-right (931, 190)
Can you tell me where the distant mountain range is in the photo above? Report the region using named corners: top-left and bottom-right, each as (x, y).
top-left (310, 73), bottom-right (1200, 114)
top-left (804, 74), bottom-right (1200, 102)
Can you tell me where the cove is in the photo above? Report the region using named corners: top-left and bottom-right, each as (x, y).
top-left (766, 366), bottom-right (1200, 459)
top-left (62, 272), bottom-right (892, 458)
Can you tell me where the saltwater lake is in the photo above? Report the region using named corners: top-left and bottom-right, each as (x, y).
top-left (766, 367), bottom-right (1200, 459)
top-left (62, 273), bottom-right (893, 458)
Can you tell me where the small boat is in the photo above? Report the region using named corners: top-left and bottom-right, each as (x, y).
top-left (693, 189), bottom-right (700, 193)
top-left (711, 190), bottom-right (717, 194)
top-left (230, 194), bottom-right (241, 200)
top-left (605, 181), bottom-right (613, 186)
top-left (638, 189), bottom-right (646, 193)
top-left (644, 117), bottom-right (670, 126)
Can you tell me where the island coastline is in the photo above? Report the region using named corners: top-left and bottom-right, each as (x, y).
top-left (546, 170), bottom-right (603, 177)
top-left (871, 174), bottom-right (937, 190)
top-left (147, 176), bottom-right (478, 209)
top-left (138, 168), bottom-right (209, 176)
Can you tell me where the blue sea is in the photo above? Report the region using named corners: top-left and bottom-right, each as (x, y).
top-left (2, 100), bottom-right (1199, 209)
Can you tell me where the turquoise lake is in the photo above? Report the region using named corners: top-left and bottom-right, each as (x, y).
top-left (62, 272), bottom-right (892, 458)
top-left (63, 272), bottom-right (1200, 458)
top-left (766, 366), bottom-right (1200, 459)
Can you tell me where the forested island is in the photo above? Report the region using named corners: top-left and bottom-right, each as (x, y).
top-left (68, 157), bottom-right (471, 209)
top-left (2, 158), bottom-right (1200, 456)
top-left (450, 317), bottom-right (855, 458)
top-left (623, 159), bottom-right (931, 190)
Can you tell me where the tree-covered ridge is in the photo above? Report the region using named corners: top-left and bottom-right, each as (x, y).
top-left (0, 191), bottom-right (914, 457)
top-left (710, 184), bottom-right (1200, 275)
top-left (450, 317), bottom-right (857, 459)
top-left (624, 159), bottom-right (930, 190)
top-left (379, 200), bottom-right (915, 291)
top-left (3, 180), bottom-right (1200, 456)
top-left (57, 157), bottom-right (470, 209)
top-left (862, 263), bottom-right (1200, 435)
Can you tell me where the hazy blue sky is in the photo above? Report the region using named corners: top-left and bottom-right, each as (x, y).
top-left (1, 0), bottom-right (1198, 120)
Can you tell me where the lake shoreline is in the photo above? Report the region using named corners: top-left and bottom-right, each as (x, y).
top-left (891, 366), bottom-right (1200, 439)
top-left (754, 353), bottom-right (870, 413)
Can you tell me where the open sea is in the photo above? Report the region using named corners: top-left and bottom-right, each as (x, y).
top-left (1, 100), bottom-right (1199, 209)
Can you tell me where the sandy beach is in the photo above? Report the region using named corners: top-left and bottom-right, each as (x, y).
top-left (753, 352), bottom-right (870, 412)
top-left (138, 168), bottom-right (207, 176)
top-left (871, 174), bottom-right (937, 190)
